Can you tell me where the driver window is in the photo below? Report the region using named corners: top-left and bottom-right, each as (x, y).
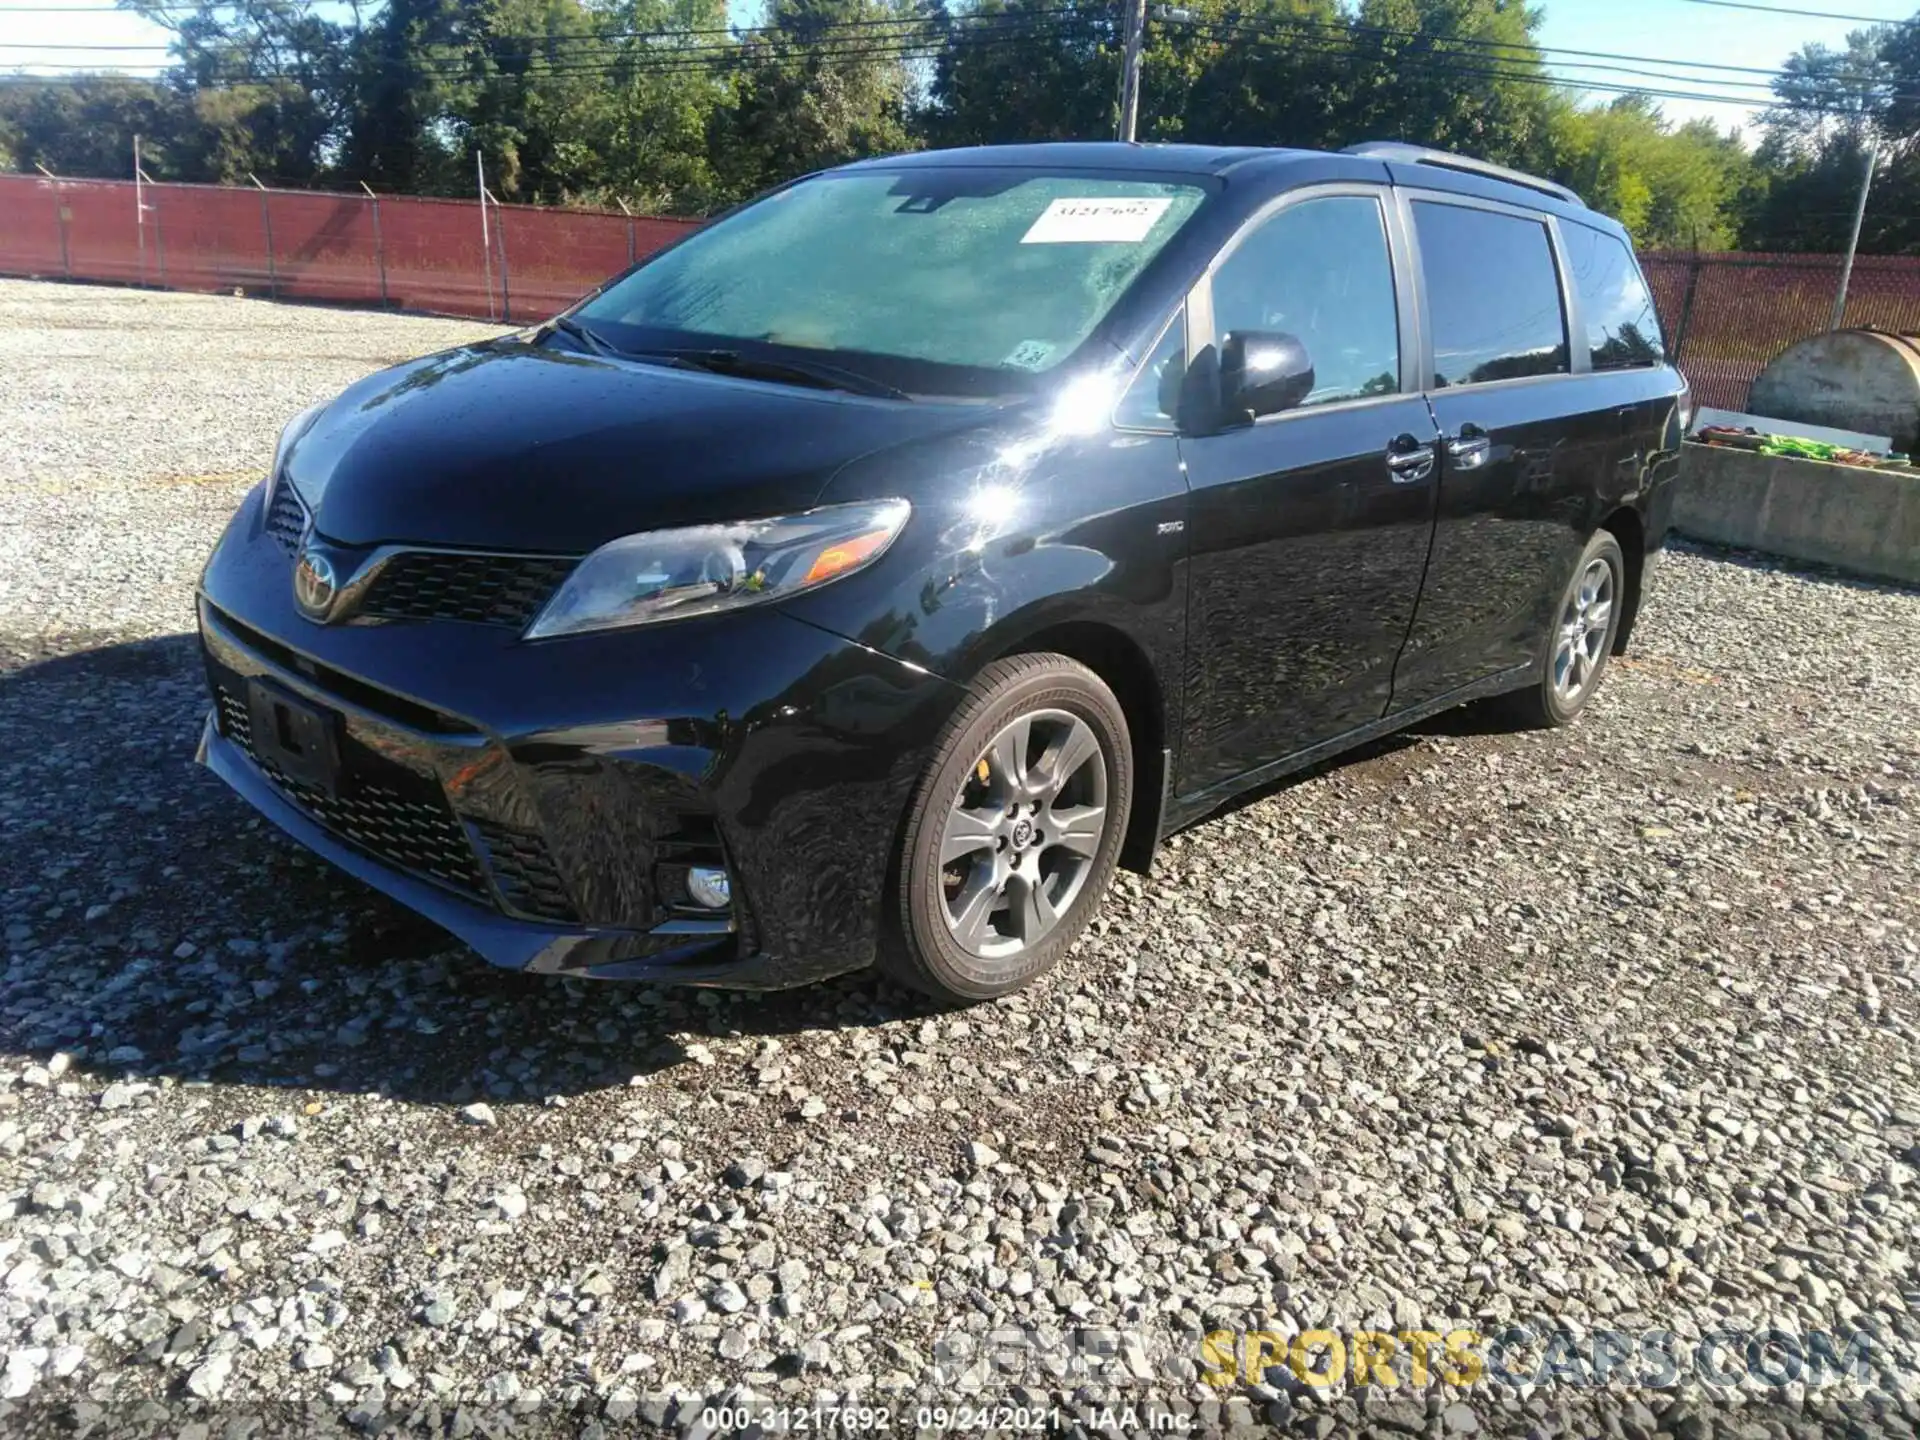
top-left (1210, 194), bottom-right (1402, 410)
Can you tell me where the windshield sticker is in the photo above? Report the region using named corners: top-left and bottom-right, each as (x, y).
top-left (1002, 339), bottom-right (1056, 370)
top-left (1020, 196), bottom-right (1174, 244)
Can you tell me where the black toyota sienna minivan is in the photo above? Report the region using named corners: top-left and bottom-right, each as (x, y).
top-left (196, 140), bottom-right (1686, 1002)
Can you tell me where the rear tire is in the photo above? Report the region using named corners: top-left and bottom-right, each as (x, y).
top-left (1507, 529), bottom-right (1626, 729)
top-left (886, 654), bottom-right (1132, 1003)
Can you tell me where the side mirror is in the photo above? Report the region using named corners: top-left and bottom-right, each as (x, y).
top-left (1219, 330), bottom-right (1315, 423)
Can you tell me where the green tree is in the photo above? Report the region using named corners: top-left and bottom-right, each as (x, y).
top-left (1763, 30), bottom-right (1889, 160)
top-left (1338, 0), bottom-right (1562, 172)
top-left (1156, 0), bottom-right (1352, 150)
top-left (0, 75), bottom-right (193, 178)
top-left (339, 0), bottom-right (468, 194)
top-left (925, 0), bottom-right (1119, 147)
top-left (1744, 19), bottom-right (1915, 253)
top-left (708, 0), bottom-right (924, 201)
top-left (573, 0), bottom-right (733, 213)
top-left (1549, 95), bottom-right (1755, 249)
top-left (126, 0), bottom-right (347, 183)
top-left (442, 0), bottom-right (627, 201)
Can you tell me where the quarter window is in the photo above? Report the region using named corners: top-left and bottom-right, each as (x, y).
top-left (1208, 194), bottom-right (1401, 410)
top-left (1117, 306), bottom-right (1187, 430)
top-left (1562, 223), bottom-right (1664, 370)
top-left (1412, 202), bottom-right (1569, 388)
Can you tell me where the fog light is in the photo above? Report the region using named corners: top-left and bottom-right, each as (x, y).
top-left (687, 866), bottom-right (732, 909)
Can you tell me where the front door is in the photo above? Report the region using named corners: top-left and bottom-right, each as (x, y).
top-left (1177, 188), bottom-right (1439, 797)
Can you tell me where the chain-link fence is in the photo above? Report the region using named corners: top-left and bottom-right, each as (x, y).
top-left (0, 171), bottom-right (699, 322)
top-left (1643, 249), bottom-right (1920, 412)
top-left (8, 170), bottom-right (1920, 413)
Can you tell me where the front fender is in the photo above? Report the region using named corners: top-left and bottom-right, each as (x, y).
top-left (786, 425), bottom-right (1190, 693)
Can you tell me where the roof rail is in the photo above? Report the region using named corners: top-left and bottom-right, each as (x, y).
top-left (1341, 141), bottom-right (1584, 208)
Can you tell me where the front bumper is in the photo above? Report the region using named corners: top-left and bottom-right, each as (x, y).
top-left (196, 486), bottom-right (966, 986)
top-left (197, 712), bottom-right (770, 981)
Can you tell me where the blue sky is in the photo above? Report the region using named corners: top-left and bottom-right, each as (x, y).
top-left (2, 0), bottom-right (1914, 142)
top-left (1538, 0), bottom-right (1912, 136)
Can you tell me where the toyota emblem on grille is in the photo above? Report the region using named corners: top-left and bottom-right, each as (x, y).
top-left (292, 546), bottom-right (339, 621)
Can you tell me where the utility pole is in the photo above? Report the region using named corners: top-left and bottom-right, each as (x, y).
top-left (1831, 132), bottom-right (1880, 331)
top-left (1116, 0), bottom-right (1147, 142)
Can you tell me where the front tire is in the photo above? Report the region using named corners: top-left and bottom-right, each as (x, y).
top-left (1509, 529), bottom-right (1626, 728)
top-left (887, 654), bottom-right (1132, 1003)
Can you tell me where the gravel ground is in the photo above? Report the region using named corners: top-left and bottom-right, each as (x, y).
top-left (1, 279), bottom-right (1918, 1437)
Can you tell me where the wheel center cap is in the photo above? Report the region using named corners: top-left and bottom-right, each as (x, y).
top-left (1010, 817), bottom-right (1036, 850)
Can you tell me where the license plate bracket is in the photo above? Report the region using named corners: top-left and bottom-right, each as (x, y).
top-left (245, 677), bottom-right (341, 795)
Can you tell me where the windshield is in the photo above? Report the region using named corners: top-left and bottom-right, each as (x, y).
top-left (575, 168), bottom-right (1209, 396)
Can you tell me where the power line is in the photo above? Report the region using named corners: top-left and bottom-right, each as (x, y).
top-left (0, 0), bottom-right (327, 7)
top-left (1172, 17), bottom-right (1907, 111)
top-left (0, 2), bottom-right (1901, 101)
top-left (0, 11), bottom-right (1102, 76)
top-left (0, 3), bottom-right (1895, 88)
top-left (1190, 8), bottom-right (1895, 89)
top-left (0, 8), bottom-right (1059, 45)
top-left (2, 6), bottom-right (1909, 113)
top-left (0, 39), bottom-right (1813, 104)
top-left (1186, 28), bottom-right (1773, 109)
top-left (1679, 0), bottom-right (1917, 22)
top-left (0, 11), bottom-right (1089, 51)
top-left (0, 23), bottom-right (1104, 81)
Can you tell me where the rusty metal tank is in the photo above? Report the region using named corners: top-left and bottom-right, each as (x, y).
top-left (1748, 329), bottom-right (1920, 454)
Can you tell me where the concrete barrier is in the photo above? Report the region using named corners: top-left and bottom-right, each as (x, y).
top-left (1675, 442), bottom-right (1920, 586)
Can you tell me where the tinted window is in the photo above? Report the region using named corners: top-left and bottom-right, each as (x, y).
top-left (1562, 223), bottom-right (1664, 370)
top-left (1117, 306), bottom-right (1186, 430)
top-left (579, 170), bottom-right (1206, 394)
top-left (1210, 194), bottom-right (1400, 409)
top-left (1413, 202), bottom-right (1568, 388)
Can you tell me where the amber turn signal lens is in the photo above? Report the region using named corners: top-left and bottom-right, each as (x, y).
top-left (803, 529), bottom-right (892, 585)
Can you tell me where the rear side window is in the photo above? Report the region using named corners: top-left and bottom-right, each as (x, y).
top-left (1562, 223), bottom-right (1665, 370)
top-left (1412, 202), bottom-right (1568, 388)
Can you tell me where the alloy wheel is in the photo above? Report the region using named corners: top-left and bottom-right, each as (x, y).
top-left (1552, 557), bottom-right (1615, 703)
top-left (938, 708), bottom-right (1108, 959)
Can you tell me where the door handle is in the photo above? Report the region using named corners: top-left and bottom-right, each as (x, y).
top-left (1446, 428), bottom-right (1492, 470)
top-left (1386, 437), bottom-right (1435, 484)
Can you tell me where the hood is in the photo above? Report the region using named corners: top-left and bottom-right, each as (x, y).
top-left (283, 339), bottom-right (1001, 553)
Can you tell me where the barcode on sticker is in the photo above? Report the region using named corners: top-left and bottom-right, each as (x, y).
top-left (1021, 197), bottom-right (1173, 244)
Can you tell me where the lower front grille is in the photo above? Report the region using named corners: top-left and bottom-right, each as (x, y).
top-left (470, 818), bottom-right (581, 923)
top-left (215, 684), bottom-right (488, 898)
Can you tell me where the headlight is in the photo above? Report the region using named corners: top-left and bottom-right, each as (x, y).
top-left (265, 401), bottom-right (326, 508)
top-left (525, 498), bottom-right (910, 639)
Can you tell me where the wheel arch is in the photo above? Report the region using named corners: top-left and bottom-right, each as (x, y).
top-left (1599, 504), bottom-right (1647, 655)
top-left (984, 620), bottom-right (1169, 876)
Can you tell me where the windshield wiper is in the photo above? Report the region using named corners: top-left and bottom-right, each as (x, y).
top-left (643, 347), bottom-right (911, 401)
top-left (542, 314), bottom-right (626, 360)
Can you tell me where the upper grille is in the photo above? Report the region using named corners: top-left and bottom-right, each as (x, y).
top-left (215, 684), bottom-right (488, 898)
top-left (359, 552), bottom-right (577, 630)
top-left (265, 480), bottom-right (308, 555)
top-left (470, 818), bottom-right (581, 923)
